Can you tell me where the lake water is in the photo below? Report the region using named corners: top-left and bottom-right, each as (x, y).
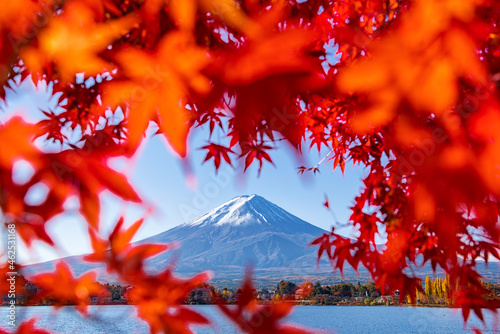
top-left (1, 305), bottom-right (498, 333)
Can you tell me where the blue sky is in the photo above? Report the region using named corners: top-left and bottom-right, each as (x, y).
top-left (3, 79), bottom-right (368, 265)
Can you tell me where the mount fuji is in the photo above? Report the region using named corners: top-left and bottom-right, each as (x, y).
top-left (138, 194), bottom-right (330, 276)
top-left (23, 195), bottom-right (338, 284)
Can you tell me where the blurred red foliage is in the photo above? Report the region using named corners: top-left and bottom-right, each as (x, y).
top-left (0, 0), bottom-right (499, 332)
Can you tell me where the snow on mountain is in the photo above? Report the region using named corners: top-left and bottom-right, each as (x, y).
top-left (184, 194), bottom-right (313, 228)
top-left (135, 195), bottom-right (329, 276)
top-left (22, 195), bottom-right (499, 283)
top-left (23, 195), bottom-right (332, 281)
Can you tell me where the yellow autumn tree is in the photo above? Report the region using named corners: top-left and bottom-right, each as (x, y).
top-left (435, 277), bottom-right (443, 298)
top-left (425, 276), bottom-right (432, 296)
top-left (442, 275), bottom-right (450, 305)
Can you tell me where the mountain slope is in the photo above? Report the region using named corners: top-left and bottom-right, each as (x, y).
top-left (133, 194), bottom-right (329, 276)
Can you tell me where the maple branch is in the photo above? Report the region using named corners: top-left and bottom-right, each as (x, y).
top-left (315, 148), bottom-right (335, 169)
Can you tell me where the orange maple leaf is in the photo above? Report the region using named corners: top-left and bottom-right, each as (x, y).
top-left (147, 0), bottom-right (256, 33)
top-left (337, 0), bottom-right (486, 133)
top-left (103, 31), bottom-right (211, 156)
top-left (22, 0), bottom-right (139, 82)
top-left (31, 262), bottom-right (108, 315)
top-left (218, 269), bottom-right (313, 334)
top-left (130, 271), bottom-right (211, 334)
top-left (84, 217), bottom-right (168, 279)
top-left (0, 117), bottom-right (41, 169)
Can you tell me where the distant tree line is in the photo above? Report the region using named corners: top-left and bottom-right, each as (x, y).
top-left (5, 276), bottom-right (499, 307)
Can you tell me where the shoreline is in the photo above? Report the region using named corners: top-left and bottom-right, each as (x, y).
top-left (2, 303), bottom-right (485, 309)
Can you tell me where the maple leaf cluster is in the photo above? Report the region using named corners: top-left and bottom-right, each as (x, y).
top-left (308, 0), bottom-right (500, 328)
top-left (218, 269), bottom-right (312, 334)
top-left (0, 0), bottom-right (498, 332)
top-left (84, 217), bottom-right (213, 333)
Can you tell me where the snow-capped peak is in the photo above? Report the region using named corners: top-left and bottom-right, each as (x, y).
top-left (182, 194), bottom-right (309, 229)
top-left (184, 195), bottom-right (259, 227)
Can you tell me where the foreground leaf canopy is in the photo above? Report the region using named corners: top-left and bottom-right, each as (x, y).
top-left (0, 0), bottom-right (499, 332)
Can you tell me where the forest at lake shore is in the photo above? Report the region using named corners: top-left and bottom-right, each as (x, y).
top-left (6, 275), bottom-right (500, 308)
